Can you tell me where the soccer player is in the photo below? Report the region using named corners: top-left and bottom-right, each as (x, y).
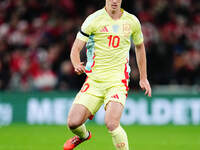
top-left (63, 0), bottom-right (152, 149)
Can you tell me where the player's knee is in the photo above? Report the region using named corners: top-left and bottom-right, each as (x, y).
top-left (105, 120), bottom-right (119, 131)
top-left (67, 118), bottom-right (82, 129)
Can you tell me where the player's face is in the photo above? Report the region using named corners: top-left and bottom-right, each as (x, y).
top-left (106, 0), bottom-right (122, 11)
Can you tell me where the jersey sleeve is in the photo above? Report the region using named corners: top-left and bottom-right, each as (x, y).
top-left (131, 16), bottom-right (144, 45)
top-left (76, 14), bottom-right (95, 42)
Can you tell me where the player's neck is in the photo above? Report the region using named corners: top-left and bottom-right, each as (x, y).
top-left (105, 7), bottom-right (122, 20)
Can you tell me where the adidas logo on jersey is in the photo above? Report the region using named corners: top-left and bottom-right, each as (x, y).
top-left (111, 94), bottom-right (119, 99)
top-left (100, 26), bottom-right (108, 32)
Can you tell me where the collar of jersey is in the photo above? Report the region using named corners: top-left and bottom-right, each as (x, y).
top-left (103, 7), bottom-right (125, 21)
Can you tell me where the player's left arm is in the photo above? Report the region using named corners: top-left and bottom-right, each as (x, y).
top-left (131, 15), bottom-right (152, 97)
top-left (135, 42), bottom-right (152, 97)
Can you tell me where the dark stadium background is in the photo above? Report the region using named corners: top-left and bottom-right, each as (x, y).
top-left (0, 0), bottom-right (199, 91)
top-left (0, 0), bottom-right (200, 150)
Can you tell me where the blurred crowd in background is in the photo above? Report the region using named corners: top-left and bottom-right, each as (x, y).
top-left (0, 0), bottom-right (199, 91)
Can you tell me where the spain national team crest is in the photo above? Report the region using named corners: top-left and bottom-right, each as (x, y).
top-left (123, 24), bottom-right (131, 37)
top-left (123, 24), bottom-right (131, 33)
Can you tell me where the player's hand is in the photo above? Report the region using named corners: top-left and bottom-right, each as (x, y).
top-left (139, 79), bottom-right (152, 97)
top-left (74, 62), bottom-right (85, 75)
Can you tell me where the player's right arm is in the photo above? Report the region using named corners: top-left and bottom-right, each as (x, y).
top-left (70, 39), bottom-right (86, 75)
top-left (71, 12), bottom-right (96, 74)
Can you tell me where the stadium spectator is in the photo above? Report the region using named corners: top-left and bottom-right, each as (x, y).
top-left (0, 0), bottom-right (199, 91)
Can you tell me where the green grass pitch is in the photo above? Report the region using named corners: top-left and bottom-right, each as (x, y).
top-left (0, 124), bottom-right (200, 150)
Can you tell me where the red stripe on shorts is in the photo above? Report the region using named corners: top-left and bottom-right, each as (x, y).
top-left (121, 59), bottom-right (129, 93)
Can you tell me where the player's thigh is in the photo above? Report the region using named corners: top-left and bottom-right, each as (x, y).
top-left (74, 78), bottom-right (104, 115)
top-left (104, 86), bottom-right (127, 130)
top-left (104, 101), bottom-right (124, 131)
top-left (67, 103), bottom-right (91, 128)
top-left (73, 91), bottom-right (104, 115)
